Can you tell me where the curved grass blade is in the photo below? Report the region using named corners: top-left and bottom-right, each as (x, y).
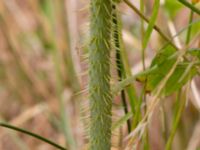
top-left (0, 123), bottom-right (67, 150)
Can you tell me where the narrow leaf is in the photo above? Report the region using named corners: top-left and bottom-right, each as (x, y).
top-left (0, 123), bottom-right (67, 150)
top-left (142, 0), bottom-right (160, 50)
top-left (112, 112), bottom-right (133, 131)
top-left (187, 48), bottom-right (200, 59)
top-left (178, 0), bottom-right (200, 15)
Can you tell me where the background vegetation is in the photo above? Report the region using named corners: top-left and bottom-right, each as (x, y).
top-left (0, 0), bottom-right (200, 150)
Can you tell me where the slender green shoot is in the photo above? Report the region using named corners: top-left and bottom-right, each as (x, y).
top-left (0, 117), bottom-right (29, 150)
top-left (139, 6), bottom-right (148, 149)
top-left (186, 11), bottom-right (194, 44)
top-left (112, 2), bottom-right (138, 117)
top-left (40, 1), bottom-right (76, 149)
top-left (141, 6), bottom-right (160, 147)
top-left (112, 3), bottom-right (131, 133)
top-left (165, 90), bottom-right (186, 150)
top-left (142, 0), bottom-right (160, 50)
top-left (123, 0), bottom-right (178, 50)
top-left (112, 112), bottom-right (133, 131)
top-left (112, 66), bottom-right (158, 95)
top-left (0, 123), bottom-right (67, 150)
top-left (140, 0), bottom-right (145, 70)
top-left (178, 0), bottom-right (200, 15)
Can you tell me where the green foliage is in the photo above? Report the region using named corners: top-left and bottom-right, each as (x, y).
top-left (142, 0), bottom-right (160, 50)
top-left (162, 62), bottom-right (196, 96)
top-left (1, 0), bottom-right (200, 149)
top-left (112, 3), bottom-right (138, 123)
top-left (137, 45), bottom-right (198, 96)
top-left (190, 21), bottom-right (200, 38)
top-left (165, 91), bottom-right (186, 150)
top-left (112, 112), bottom-right (133, 131)
top-left (164, 0), bottom-right (183, 17)
top-left (112, 4), bottom-right (132, 132)
top-left (178, 0), bottom-right (200, 15)
top-left (113, 0), bottom-right (121, 3)
top-left (187, 48), bottom-right (200, 59)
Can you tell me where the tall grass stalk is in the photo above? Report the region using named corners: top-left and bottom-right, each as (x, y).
top-left (40, 0), bottom-right (76, 149)
top-left (123, 0), bottom-right (178, 50)
top-left (112, 2), bottom-right (138, 124)
top-left (141, 0), bottom-right (160, 148)
top-left (165, 90), bottom-right (186, 150)
top-left (178, 0), bottom-right (200, 15)
top-left (186, 11), bottom-right (194, 44)
top-left (112, 3), bottom-right (131, 133)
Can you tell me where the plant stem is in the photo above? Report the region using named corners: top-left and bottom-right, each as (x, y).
top-left (140, 1), bottom-right (149, 148)
top-left (40, 1), bottom-right (76, 149)
top-left (186, 11), bottom-right (194, 44)
top-left (165, 90), bottom-right (186, 150)
top-left (89, 0), bottom-right (112, 149)
top-left (178, 0), bottom-right (200, 15)
top-left (123, 0), bottom-right (178, 50)
top-left (60, 0), bottom-right (80, 92)
top-left (140, 0), bottom-right (145, 70)
top-left (112, 4), bottom-right (131, 133)
top-left (0, 123), bottom-right (67, 150)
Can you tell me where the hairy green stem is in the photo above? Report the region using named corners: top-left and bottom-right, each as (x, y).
top-left (89, 0), bottom-right (112, 149)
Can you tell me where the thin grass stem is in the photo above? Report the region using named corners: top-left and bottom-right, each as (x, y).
top-left (0, 123), bottom-right (67, 150)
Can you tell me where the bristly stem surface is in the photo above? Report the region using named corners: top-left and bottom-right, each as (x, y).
top-left (89, 0), bottom-right (113, 149)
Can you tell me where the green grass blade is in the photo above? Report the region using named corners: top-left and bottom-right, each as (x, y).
top-left (165, 91), bottom-right (186, 150)
top-left (0, 117), bottom-right (29, 150)
top-left (186, 11), bottom-right (194, 44)
top-left (0, 123), bottom-right (67, 150)
top-left (140, 0), bottom-right (146, 70)
top-left (142, 0), bottom-right (160, 50)
top-left (123, 0), bottom-right (178, 50)
top-left (112, 112), bottom-right (133, 131)
top-left (112, 4), bottom-right (131, 133)
top-left (132, 88), bottom-right (144, 128)
top-left (121, 45), bottom-right (138, 114)
top-left (112, 66), bottom-right (158, 95)
top-left (178, 0), bottom-right (200, 15)
top-left (40, 1), bottom-right (76, 149)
